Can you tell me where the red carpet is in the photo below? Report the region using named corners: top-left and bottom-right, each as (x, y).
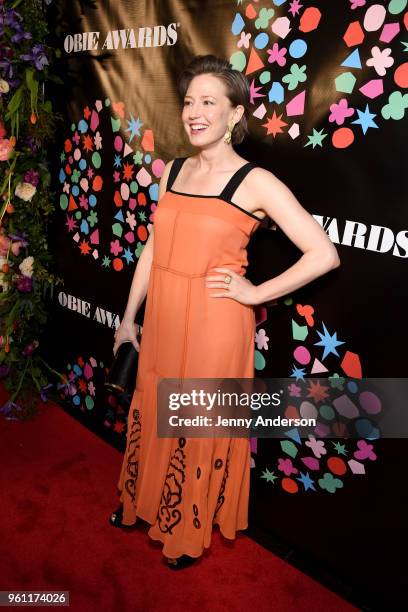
top-left (0, 391), bottom-right (356, 611)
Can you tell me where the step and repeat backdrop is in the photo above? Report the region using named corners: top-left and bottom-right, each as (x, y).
top-left (45, 1), bottom-right (407, 606)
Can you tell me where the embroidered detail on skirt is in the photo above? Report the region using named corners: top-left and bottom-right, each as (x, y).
top-left (157, 437), bottom-right (186, 534)
top-left (124, 408), bottom-right (141, 505)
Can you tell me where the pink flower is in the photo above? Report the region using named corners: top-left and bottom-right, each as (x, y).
top-left (328, 98), bottom-right (355, 125)
top-left (0, 137), bottom-right (15, 161)
top-left (277, 458), bottom-right (298, 476)
top-left (267, 43), bottom-right (287, 67)
top-left (366, 46), bottom-right (394, 77)
top-left (354, 439), bottom-right (377, 461)
top-left (237, 32), bottom-right (251, 49)
top-left (110, 239), bottom-right (123, 256)
top-left (255, 328), bottom-right (269, 350)
top-left (79, 194), bottom-right (88, 210)
top-left (305, 436), bottom-right (327, 458)
top-left (288, 383), bottom-right (302, 397)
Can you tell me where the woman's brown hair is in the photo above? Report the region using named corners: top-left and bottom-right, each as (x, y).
top-left (177, 54), bottom-right (250, 145)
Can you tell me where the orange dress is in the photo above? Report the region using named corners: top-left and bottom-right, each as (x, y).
top-left (116, 157), bottom-right (262, 559)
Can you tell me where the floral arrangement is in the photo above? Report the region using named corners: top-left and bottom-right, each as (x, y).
top-left (0, 0), bottom-right (63, 419)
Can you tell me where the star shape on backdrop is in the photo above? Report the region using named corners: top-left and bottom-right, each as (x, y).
top-left (249, 79), bottom-right (266, 104)
top-left (126, 114), bottom-right (143, 143)
top-left (304, 128), bottom-right (327, 148)
top-left (307, 379), bottom-right (330, 403)
top-left (113, 421), bottom-right (126, 434)
top-left (332, 441), bottom-right (348, 456)
top-left (351, 104), bottom-right (379, 134)
top-left (79, 239), bottom-right (91, 255)
top-left (122, 247), bottom-right (134, 264)
top-left (296, 471), bottom-right (316, 491)
top-left (290, 365), bottom-right (307, 381)
top-left (122, 162), bottom-right (134, 181)
top-left (65, 215), bottom-right (77, 232)
top-left (260, 467), bottom-right (278, 483)
top-left (314, 322), bottom-right (345, 360)
top-left (82, 134), bottom-right (94, 152)
top-left (289, 0), bottom-right (303, 17)
top-left (262, 110), bottom-right (288, 137)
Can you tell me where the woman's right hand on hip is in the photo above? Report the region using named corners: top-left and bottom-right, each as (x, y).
top-left (113, 319), bottom-right (140, 355)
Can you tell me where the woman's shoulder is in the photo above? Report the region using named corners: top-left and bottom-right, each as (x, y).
top-left (243, 164), bottom-right (286, 212)
top-left (236, 157), bottom-right (279, 183)
top-left (247, 163), bottom-right (281, 187)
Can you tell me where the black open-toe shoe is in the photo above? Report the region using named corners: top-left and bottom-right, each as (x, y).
top-left (109, 505), bottom-right (136, 529)
top-left (166, 554), bottom-right (197, 570)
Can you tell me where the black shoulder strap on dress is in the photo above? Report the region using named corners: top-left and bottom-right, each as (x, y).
top-left (166, 157), bottom-right (188, 191)
top-left (219, 162), bottom-right (255, 201)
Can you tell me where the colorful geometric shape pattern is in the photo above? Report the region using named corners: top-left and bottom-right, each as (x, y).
top-left (231, 0), bottom-right (408, 148)
top-left (253, 295), bottom-right (380, 494)
top-left (58, 100), bottom-right (164, 270)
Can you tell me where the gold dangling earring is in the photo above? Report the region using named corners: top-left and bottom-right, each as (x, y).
top-left (224, 121), bottom-right (234, 144)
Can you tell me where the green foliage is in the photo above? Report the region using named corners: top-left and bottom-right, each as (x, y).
top-left (0, 0), bottom-right (63, 415)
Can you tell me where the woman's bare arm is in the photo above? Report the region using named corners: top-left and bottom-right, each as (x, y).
top-left (250, 168), bottom-right (340, 305)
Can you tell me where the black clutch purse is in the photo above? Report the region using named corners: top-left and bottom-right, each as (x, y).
top-left (104, 338), bottom-right (140, 394)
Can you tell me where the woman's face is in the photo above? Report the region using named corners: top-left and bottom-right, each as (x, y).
top-left (181, 73), bottom-right (242, 147)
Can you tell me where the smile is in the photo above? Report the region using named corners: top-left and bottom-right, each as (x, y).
top-left (190, 124), bottom-right (209, 134)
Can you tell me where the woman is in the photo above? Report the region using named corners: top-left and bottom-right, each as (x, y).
top-left (110, 54), bottom-right (340, 569)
